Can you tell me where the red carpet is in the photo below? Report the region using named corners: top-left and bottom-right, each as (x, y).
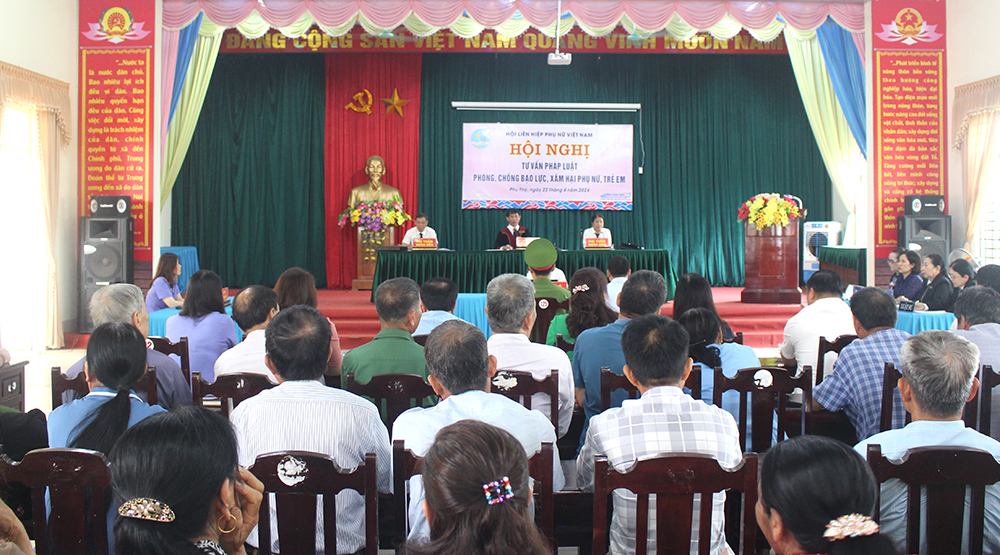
top-left (317, 287), bottom-right (802, 350)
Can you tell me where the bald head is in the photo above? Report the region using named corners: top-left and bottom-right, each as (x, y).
top-left (232, 285), bottom-right (278, 332)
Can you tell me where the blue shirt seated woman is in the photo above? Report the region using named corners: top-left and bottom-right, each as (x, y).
top-left (166, 270), bottom-right (238, 382)
top-left (890, 250), bottom-right (924, 302)
top-left (145, 252), bottom-right (184, 313)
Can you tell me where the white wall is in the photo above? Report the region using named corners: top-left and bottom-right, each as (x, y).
top-left (0, 0), bottom-right (81, 333)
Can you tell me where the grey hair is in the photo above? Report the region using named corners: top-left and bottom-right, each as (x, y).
top-left (424, 320), bottom-right (490, 394)
top-left (900, 330), bottom-right (981, 419)
top-left (954, 286), bottom-right (1000, 326)
top-left (90, 284), bottom-right (145, 326)
top-left (486, 274), bottom-right (535, 334)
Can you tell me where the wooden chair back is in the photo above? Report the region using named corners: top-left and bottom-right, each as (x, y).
top-left (0, 448), bottom-right (110, 555)
top-left (722, 331), bottom-right (744, 345)
top-left (411, 334), bottom-right (428, 347)
top-left (344, 373), bottom-right (437, 434)
top-left (52, 367), bottom-right (156, 409)
top-left (593, 452), bottom-right (758, 555)
top-left (867, 444), bottom-right (1000, 555)
top-left (713, 366), bottom-right (812, 452)
top-left (249, 451), bottom-right (378, 555)
top-left (600, 366), bottom-right (702, 411)
top-left (555, 333), bottom-right (574, 353)
top-left (815, 334), bottom-right (858, 385)
top-left (530, 297), bottom-right (569, 343)
top-left (392, 440), bottom-right (554, 552)
top-left (880, 362), bottom-right (911, 433)
top-left (147, 336), bottom-right (191, 384)
top-left (490, 369), bottom-right (559, 429)
top-left (192, 371), bottom-right (275, 418)
top-left (978, 366), bottom-right (999, 436)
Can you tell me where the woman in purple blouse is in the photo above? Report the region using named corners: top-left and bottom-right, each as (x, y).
top-left (165, 270), bottom-right (237, 382)
top-left (890, 250), bottom-right (924, 302)
top-left (145, 252), bottom-right (184, 313)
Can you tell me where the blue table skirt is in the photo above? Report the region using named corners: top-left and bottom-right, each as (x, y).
top-left (454, 293), bottom-right (491, 339)
top-left (895, 310), bottom-right (955, 335)
top-left (148, 305), bottom-right (242, 343)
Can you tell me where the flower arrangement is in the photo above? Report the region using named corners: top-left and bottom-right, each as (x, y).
top-left (338, 195), bottom-right (410, 261)
top-left (737, 193), bottom-right (802, 230)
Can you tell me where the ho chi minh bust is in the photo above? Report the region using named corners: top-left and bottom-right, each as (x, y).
top-left (347, 155), bottom-right (402, 206)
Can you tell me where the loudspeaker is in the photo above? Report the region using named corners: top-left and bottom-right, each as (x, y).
top-left (897, 215), bottom-right (952, 260)
top-left (79, 216), bottom-right (134, 333)
top-left (88, 195), bottom-right (131, 218)
top-left (903, 194), bottom-right (946, 216)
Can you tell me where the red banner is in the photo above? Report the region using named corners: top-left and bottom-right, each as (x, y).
top-left (79, 0), bottom-right (155, 261)
top-left (221, 27), bottom-right (786, 55)
top-left (872, 0), bottom-right (947, 258)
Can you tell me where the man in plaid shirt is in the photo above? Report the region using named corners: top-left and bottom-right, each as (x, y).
top-left (577, 315), bottom-right (742, 555)
top-left (813, 287), bottom-right (910, 441)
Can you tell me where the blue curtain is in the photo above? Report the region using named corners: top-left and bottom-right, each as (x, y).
top-left (816, 19), bottom-right (867, 158)
top-left (167, 13), bottom-right (203, 130)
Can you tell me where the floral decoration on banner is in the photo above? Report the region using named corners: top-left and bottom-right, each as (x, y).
top-left (338, 196), bottom-right (411, 261)
top-left (737, 193), bottom-right (803, 230)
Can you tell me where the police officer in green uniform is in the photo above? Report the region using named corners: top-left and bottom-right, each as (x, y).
top-left (525, 239), bottom-right (571, 307)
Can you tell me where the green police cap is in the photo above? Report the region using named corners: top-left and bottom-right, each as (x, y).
top-left (524, 238), bottom-right (558, 270)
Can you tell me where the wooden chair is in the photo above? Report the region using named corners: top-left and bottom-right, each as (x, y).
top-left (555, 333), bottom-right (574, 353)
top-left (147, 336), bottom-right (191, 384)
top-left (880, 362), bottom-right (911, 433)
top-left (977, 365), bottom-right (999, 436)
top-left (722, 331), bottom-right (744, 345)
top-left (593, 452), bottom-right (758, 555)
top-left (713, 366), bottom-right (812, 452)
top-left (867, 444), bottom-right (1000, 555)
top-left (815, 334), bottom-right (857, 385)
top-left (491, 369), bottom-right (559, 430)
top-left (191, 371), bottom-right (275, 418)
top-left (344, 373), bottom-right (437, 433)
top-left (392, 440), bottom-right (555, 552)
top-left (600, 366), bottom-right (702, 411)
top-left (250, 451), bottom-right (378, 555)
top-left (51, 367), bottom-right (157, 409)
top-left (411, 334), bottom-right (428, 347)
top-left (0, 448), bottom-right (111, 555)
top-left (529, 297), bottom-right (569, 344)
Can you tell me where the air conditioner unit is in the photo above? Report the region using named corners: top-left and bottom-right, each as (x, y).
top-left (802, 221), bottom-right (842, 283)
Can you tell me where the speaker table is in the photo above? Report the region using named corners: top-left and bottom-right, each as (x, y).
top-left (894, 310), bottom-right (955, 335)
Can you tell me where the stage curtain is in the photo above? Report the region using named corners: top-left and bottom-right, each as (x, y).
top-left (953, 76), bottom-right (1000, 250)
top-left (816, 19), bottom-right (866, 158)
top-left (417, 53), bottom-right (830, 286)
top-left (171, 53), bottom-right (328, 288)
top-left (785, 27), bottom-right (865, 246)
top-left (324, 53), bottom-right (422, 289)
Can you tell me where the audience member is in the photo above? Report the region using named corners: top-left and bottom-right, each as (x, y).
top-left (947, 258), bottom-right (978, 312)
top-left (413, 277), bottom-right (464, 336)
top-left (582, 212), bottom-right (612, 248)
top-left (485, 274), bottom-right (573, 437)
top-left (977, 264), bottom-right (1000, 294)
top-left (110, 407), bottom-right (264, 555)
top-left (574, 270), bottom-right (667, 447)
top-left (231, 305), bottom-right (391, 553)
top-left (954, 286), bottom-right (1000, 438)
top-left (672, 272), bottom-right (734, 341)
top-left (890, 250), bottom-right (923, 301)
top-left (65, 284), bottom-right (190, 409)
top-left (855, 330), bottom-right (1000, 554)
top-left (778, 269), bottom-right (855, 374)
top-left (493, 209), bottom-right (530, 250)
top-left (546, 267), bottom-right (618, 361)
top-left (403, 420), bottom-right (551, 555)
top-left (213, 285), bottom-right (279, 383)
top-left (605, 255), bottom-right (630, 312)
top-left (915, 253), bottom-right (953, 311)
top-left (145, 252), bottom-right (183, 313)
top-left (49, 322), bottom-right (166, 550)
top-left (392, 320), bottom-right (563, 542)
top-left (524, 239), bottom-right (571, 305)
top-left (759, 435), bottom-right (899, 555)
top-left (886, 247), bottom-right (906, 294)
top-left (677, 307), bottom-right (763, 450)
top-left (165, 270), bottom-right (238, 382)
top-left (813, 287), bottom-right (909, 440)
top-left (401, 212), bottom-right (438, 247)
top-left (577, 314), bottom-right (741, 554)
top-left (274, 267), bottom-right (343, 375)
top-left (0, 497), bottom-right (32, 555)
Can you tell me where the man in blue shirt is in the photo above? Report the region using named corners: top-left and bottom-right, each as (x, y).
top-left (573, 270), bottom-right (667, 447)
top-left (413, 277), bottom-right (465, 336)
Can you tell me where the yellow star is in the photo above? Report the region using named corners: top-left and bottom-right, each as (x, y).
top-left (380, 88), bottom-right (411, 117)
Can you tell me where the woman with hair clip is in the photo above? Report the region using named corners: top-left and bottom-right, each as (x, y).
top-left (757, 435), bottom-right (899, 555)
top-left (546, 267), bottom-right (618, 361)
top-left (672, 273), bottom-right (735, 341)
top-left (110, 407), bottom-right (264, 555)
top-left (146, 252), bottom-right (184, 313)
top-left (47, 322), bottom-right (166, 551)
top-left (166, 270), bottom-right (238, 382)
top-left (404, 420), bottom-right (551, 555)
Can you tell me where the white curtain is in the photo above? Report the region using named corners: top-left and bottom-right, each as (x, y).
top-left (953, 75), bottom-right (1000, 251)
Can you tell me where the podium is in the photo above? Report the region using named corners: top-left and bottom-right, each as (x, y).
top-left (741, 221), bottom-right (801, 304)
top-left (352, 227), bottom-right (395, 291)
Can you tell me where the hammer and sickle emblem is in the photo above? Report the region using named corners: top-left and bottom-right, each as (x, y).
top-left (345, 89), bottom-right (373, 114)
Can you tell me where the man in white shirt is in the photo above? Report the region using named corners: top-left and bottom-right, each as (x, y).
top-left (213, 285), bottom-right (279, 383)
top-left (605, 255), bottom-right (630, 312)
top-left (392, 319), bottom-right (564, 541)
top-left (953, 286), bottom-right (1000, 439)
top-left (778, 270), bottom-right (855, 376)
top-left (231, 305), bottom-right (392, 554)
top-left (400, 212), bottom-right (437, 247)
top-left (484, 273), bottom-right (574, 437)
top-left (413, 277), bottom-right (465, 336)
top-left (855, 330), bottom-right (1000, 555)
top-left (577, 315), bottom-right (742, 555)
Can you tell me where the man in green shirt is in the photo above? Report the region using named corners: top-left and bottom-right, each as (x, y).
top-left (525, 238), bottom-right (571, 305)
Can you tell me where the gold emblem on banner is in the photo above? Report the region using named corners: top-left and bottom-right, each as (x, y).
top-left (895, 9), bottom-right (923, 39)
top-left (345, 89), bottom-right (373, 114)
top-left (381, 88), bottom-right (411, 117)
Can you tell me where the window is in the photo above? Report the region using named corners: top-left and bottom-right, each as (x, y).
top-left (974, 148), bottom-right (1000, 265)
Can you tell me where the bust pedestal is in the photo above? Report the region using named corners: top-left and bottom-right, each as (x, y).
top-left (741, 221), bottom-right (801, 304)
top-left (352, 227), bottom-right (395, 291)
